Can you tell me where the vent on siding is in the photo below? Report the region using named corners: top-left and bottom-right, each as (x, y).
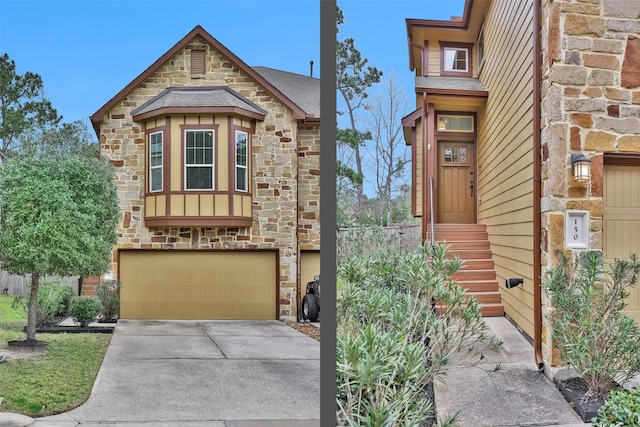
top-left (191, 49), bottom-right (206, 76)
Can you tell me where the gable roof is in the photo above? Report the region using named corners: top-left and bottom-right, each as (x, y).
top-left (130, 87), bottom-right (268, 121)
top-left (90, 25), bottom-right (313, 134)
top-left (253, 66), bottom-right (320, 120)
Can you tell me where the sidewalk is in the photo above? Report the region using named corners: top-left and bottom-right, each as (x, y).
top-left (435, 316), bottom-right (590, 427)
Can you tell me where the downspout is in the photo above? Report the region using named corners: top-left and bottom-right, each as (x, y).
top-left (421, 92), bottom-right (428, 244)
top-left (533, 0), bottom-right (544, 371)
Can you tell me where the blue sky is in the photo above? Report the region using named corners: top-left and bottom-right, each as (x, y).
top-left (0, 0), bottom-right (319, 130)
top-left (1, 0), bottom-right (465, 138)
top-left (337, 0), bottom-right (466, 113)
top-left (336, 0), bottom-right (466, 197)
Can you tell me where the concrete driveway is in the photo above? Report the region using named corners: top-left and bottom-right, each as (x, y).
top-left (31, 320), bottom-right (320, 426)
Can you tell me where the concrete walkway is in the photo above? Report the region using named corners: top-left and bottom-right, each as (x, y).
top-left (1, 320), bottom-right (319, 426)
top-left (435, 316), bottom-right (590, 427)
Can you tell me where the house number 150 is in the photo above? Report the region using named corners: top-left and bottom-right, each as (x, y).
top-left (565, 210), bottom-right (588, 249)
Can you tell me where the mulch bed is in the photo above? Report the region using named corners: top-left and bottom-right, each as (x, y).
top-left (555, 376), bottom-right (607, 422)
top-left (284, 320), bottom-right (320, 341)
top-left (24, 315), bottom-right (116, 334)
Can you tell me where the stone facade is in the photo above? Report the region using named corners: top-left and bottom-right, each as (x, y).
top-left (94, 29), bottom-right (320, 320)
top-left (540, 0), bottom-right (640, 364)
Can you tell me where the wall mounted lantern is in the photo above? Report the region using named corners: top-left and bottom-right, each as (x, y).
top-left (571, 153), bottom-right (591, 182)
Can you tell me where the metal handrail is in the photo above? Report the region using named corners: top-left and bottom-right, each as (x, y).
top-left (429, 176), bottom-right (435, 254)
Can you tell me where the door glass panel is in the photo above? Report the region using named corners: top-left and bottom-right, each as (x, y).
top-left (443, 145), bottom-right (469, 164)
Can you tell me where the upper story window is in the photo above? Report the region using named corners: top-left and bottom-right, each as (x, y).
top-left (149, 131), bottom-right (163, 192)
top-left (185, 129), bottom-right (215, 190)
top-left (235, 130), bottom-right (248, 192)
top-left (444, 48), bottom-right (468, 72)
top-left (440, 42), bottom-right (474, 78)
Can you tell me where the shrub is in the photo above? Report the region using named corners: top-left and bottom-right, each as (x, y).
top-left (95, 280), bottom-right (119, 320)
top-left (69, 296), bottom-right (101, 327)
top-left (12, 281), bottom-right (74, 325)
top-left (594, 387), bottom-right (640, 426)
top-left (336, 242), bottom-right (502, 426)
top-left (544, 251), bottom-right (640, 398)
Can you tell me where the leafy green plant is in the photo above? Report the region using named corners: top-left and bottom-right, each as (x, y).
top-left (96, 280), bottom-right (120, 320)
top-left (12, 282), bottom-right (73, 325)
top-left (69, 296), bottom-right (101, 327)
top-left (594, 387), bottom-right (640, 426)
top-left (336, 242), bottom-right (502, 426)
top-left (0, 154), bottom-right (119, 342)
top-left (544, 251), bottom-right (640, 398)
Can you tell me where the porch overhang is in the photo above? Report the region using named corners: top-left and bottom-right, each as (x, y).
top-left (415, 76), bottom-right (488, 112)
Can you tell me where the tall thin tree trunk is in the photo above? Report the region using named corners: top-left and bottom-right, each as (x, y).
top-left (26, 271), bottom-right (39, 341)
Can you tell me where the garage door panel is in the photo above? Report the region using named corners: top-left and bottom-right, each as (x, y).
top-left (604, 166), bottom-right (640, 321)
top-left (119, 251), bottom-right (276, 320)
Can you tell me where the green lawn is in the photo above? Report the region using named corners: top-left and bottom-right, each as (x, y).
top-left (0, 296), bottom-right (111, 417)
top-left (0, 295), bottom-right (27, 326)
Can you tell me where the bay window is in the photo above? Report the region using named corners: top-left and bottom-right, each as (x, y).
top-left (185, 129), bottom-right (214, 190)
top-left (149, 131), bottom-right (163, 192)
top-left (236, 130), bottom-right (248, 192)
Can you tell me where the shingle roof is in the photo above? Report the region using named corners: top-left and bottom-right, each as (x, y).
top-left (415, 76), bottom-right (488, 92)
top-left (253, 66), bottom-right (320, 119)
top-left (130, 86), bottom-right (268, 120)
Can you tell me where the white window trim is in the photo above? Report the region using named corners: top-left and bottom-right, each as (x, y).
top-left (184, 129), bottom-right (215, 191)
top-left (235, 130), bottom-right (248, 192)
top-left (443, 47), bottom-right (469, 72)
top-left (149, 131), bottom-right (163, 193)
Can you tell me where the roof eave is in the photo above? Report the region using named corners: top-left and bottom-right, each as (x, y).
top-left (415, 87), bottom-right (488, 98)
top-left (132, 106), bottom-right (266, 122)
top-left (405, 0), bottom-right (474, 73)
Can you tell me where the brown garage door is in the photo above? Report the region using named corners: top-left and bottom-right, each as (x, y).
top-left (604, 165), bottom-right (640, 322)
top-left (119, 251), bottom-right (277, 320)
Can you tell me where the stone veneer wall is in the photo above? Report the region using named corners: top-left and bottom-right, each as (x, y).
top-left (539, 0), bottom-right (640, 364)
top-left (293, 124), bottom-right (321, 316)
top-left (99, 36), bottom-right (318, 320)
top-left (297, 124), bottom-right (321, 251)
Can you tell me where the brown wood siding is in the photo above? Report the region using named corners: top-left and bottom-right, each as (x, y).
top-left (477, 0), bottom-right (535, 338)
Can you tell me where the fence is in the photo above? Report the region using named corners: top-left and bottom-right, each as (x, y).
top-left (337, 224), bottom-right (421, 239)
top-left (1, 271), bottom-right (80, 296)
top-left (336, 224), bottom-right (423, 261)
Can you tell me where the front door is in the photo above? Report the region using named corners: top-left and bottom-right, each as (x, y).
top-left (437, 141), bottom-right (475, 223)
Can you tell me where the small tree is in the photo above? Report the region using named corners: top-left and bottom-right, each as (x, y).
top-left (365, 72), bottom-right (410, 226)
top-left (0, 155), bottom-right (119, 342)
